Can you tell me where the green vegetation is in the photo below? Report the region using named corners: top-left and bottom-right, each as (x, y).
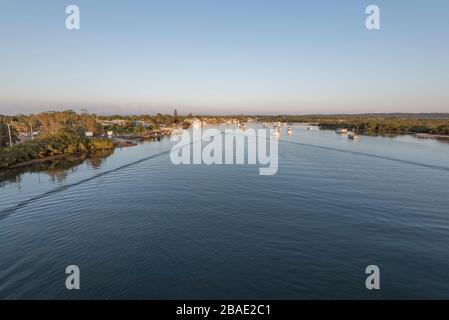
top-left (0, 132), bottom-right (113, 169)
top-left (314, 116), bottom-right (449, 135)
top-left (0, 117), bottom-right (19, 147)
top-left (256, 114), bottom-right (449, 135)
top-left (0, 109), bottom-right (185, 170)
top-left (3, 110), bottom-right (101, 136)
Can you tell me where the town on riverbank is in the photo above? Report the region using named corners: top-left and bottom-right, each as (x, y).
top-left (0, 110), bottom-right (252, 170)
top-left (1, 110), bottom-right (449, 171)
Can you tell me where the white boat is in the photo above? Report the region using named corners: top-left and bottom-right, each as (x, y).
top-left (192, 119), bottom-right (202, 129)
top-left (272, 125), bottom-right (281, 136)
top-left (287, 127), bottom-right (293, 134)
top-left (307, 126), bottom-right (313, 130)
top-left (335, 128), bottom-right (348, 134)
top-left (262, 122), bottom-right (268, 128)
top-left (348, 128), bottom-right (360, 140)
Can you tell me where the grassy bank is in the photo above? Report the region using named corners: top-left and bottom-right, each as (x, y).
top-left (0, 132), bottom-right (113, 169)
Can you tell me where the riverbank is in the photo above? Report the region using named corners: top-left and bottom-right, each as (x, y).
top-left (7, 153), bottom-right (79, 169)
top-left (414, 133), bottom-right (449, 142)
top-left (0, 132), bottom-right (113, 170)
top-left (0, 128), bottom-right (177, 171)
top-left (113, 139), bottom-right (138, 148)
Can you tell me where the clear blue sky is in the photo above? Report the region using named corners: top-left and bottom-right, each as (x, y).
top-left (1, 0), bottom-right (448, 115)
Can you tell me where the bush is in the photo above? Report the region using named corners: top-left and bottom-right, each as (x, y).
top-left (0, 132), bottom-right (113, 169)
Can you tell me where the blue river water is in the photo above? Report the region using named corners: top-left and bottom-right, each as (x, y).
top-left (1, 124), bottom-right (449, 299)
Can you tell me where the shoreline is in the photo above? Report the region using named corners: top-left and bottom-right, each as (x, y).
top-left (0, 137), bottom-right (151, 173)
top-left (414, 133), bottom-right (449, 141)
top-left (2, 123), bottom-right (449, 173)
top-left (7, 153), bottom-right (79, 169)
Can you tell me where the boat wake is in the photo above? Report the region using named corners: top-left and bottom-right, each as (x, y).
top-left (278, 139), bottom-right (449, 173)
top-left (0, 149), bottom-right (173, 219)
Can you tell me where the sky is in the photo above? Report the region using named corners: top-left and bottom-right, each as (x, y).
top-left (0, 0), bottom-right (449, 115)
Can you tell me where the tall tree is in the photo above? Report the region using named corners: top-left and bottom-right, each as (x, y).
top-left (174, 109), bottom-right (179, 124)
top-left (0, 118), bottom-right (19, 147)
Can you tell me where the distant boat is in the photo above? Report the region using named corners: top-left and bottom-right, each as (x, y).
top-left (307, 126), bottom-right (313, 130)
top-left (262, 122), bottom-right (268, 128)
top-left (348, 128), bottom-right (360, 140)
top-left (287, 127), bottom-right (293, 135)
top-left (192, 119), bottom-right (202, 129)
top-left (336, 128), bottom-right (348, 134)
top-left (171, 127), bottom-right (184, 135)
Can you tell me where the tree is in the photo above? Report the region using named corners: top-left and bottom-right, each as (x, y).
top-left (0, 118), bottom-right (19, 147)
top-left (28, 111), bottom-right (101, 136)
top-left (174, 109), bottom-right (179, 124)
top-left (133, 125), bottom-right (146, 135)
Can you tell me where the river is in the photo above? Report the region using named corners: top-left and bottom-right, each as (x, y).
top-left (1, 124), bottom-right (449, 299)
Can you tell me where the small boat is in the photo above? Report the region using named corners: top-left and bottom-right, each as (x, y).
top-left (262, 122), bottom-right (268, 128)
top-left (272, 125), bottom-right (281, 136)
top-left (287, 127), bottom-right (293, 135)
top-left (348, 128), bottom-right (359, 140)
top-left (335, 128), bottom-right (348, 134)
top-left (239, 123), bottom-right (246, 130)
top-left (192, 119), bottom-right (202, 129)
top-left (307, 126), bottom-right (313, 130)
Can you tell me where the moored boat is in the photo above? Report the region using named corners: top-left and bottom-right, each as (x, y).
top-left (336, 128), bottom-right (348, 134)
top-left (348, 128), bottom-right (360, 139)
top-left (192, 119), bottom-right (202, 129)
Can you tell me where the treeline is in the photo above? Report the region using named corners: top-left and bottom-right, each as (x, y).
top-left (0, 132), bottom-right (113, 169)
top-left (0, 110), bottom-right (115, 169)
top-left (255, 115), bottom-right (449, 135)
top-left (101, 112), bottom-right (184, 126)
top-left (316, 116), bottom-right (449, 134)
top-left (100, 112), bottom-right (187, 134)
top-left (3, 110), bottom-right (101, 135)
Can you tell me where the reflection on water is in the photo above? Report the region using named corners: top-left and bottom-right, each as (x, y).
top-left (0, 150), bottom-right (113, 188)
